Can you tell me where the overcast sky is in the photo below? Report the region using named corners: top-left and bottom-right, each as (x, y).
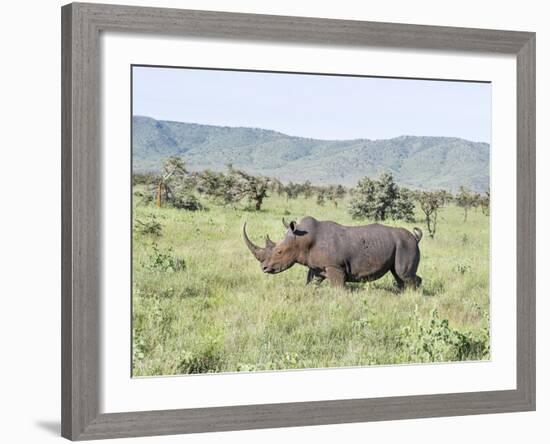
top-left (132, 66), bottom-right (491, 143)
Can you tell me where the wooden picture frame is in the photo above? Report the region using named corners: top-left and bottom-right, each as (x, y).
top-left (61, 2), bottom-right (535, 440)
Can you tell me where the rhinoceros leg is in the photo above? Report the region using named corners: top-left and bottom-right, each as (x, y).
top-left (407, 275), bottom-right (422, 290)
top-left (306, 268), bottom-right (314, 284)
top-left (326, 266), bottom-right (346, 288)
top-left (306, 268), bottom-right (315, 285)
top-left (394, 242), bottom-right (422, 291)
top-left (390, 268), bottom-right (405, 291)
top-left (306, 268), bottom-right (325, 286)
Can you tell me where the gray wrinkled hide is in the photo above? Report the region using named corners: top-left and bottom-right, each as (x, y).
top-left (247, 216), bottom-right (422, 289)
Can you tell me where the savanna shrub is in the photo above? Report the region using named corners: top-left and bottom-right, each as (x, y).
top-left (134, 190), bottom-right (154, 205)
top-left (177, 339), bottom-right (223, 373)
top-left (349, 172), bottom-right (415, 221)
top-left (170, 192), bottom-right (203, 211)
top-left (144, 243), bottom-right (186, 272)
top-left (454, 260), bottom-right (472, 275)
top-left (400, 307), bottom-right (490, 363)
top-left (132, 333), bottom-right (147, 363)
top-left (134, 214), bottom-right (162, 236)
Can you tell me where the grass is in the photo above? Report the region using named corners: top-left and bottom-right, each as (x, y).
top-left (132, 190), bottom-right (490, 376)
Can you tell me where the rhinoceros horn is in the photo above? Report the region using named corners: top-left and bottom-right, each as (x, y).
top-left (265, 235), bottom-right (275, 248)
top-left (243, 223), bottom-right (266, 262)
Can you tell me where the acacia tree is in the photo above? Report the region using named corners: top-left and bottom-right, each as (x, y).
top-left (229, 166), bottom-right (270, 211)
top-left (283, 182), bottom-right (301, 202)
top-left (455, 186), bottom-right (479, 222)
top-left (155, 156), bottom-right (187, 207)
top-left (269, 178), bottom-right (285, 196)
top-left (325, 185), bottom-right (347, 207)
top-left (315, 188), bottom-right (326, 206)
top-left (349, 172), bottom-right (414, 222)
top-left (301, 180), bottom-right (314, 199)
top-left (195, 169), bottom-right (238, 206)
top-left (480, 191), bottom-right (490, 216)
top-left (335, 184), bottom-right (347, 200)
top-left (416, 190), bottom-right (446, 238)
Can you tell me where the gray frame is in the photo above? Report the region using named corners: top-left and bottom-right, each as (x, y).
top-left (61, 2), bottom-right (536, 440)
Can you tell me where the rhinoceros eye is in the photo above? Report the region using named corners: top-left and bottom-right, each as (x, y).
top-left (276, 250), bottom-right (282, 255)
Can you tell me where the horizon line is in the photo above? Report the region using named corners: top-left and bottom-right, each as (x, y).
top-left (133, 114), bottom-right (491, 145)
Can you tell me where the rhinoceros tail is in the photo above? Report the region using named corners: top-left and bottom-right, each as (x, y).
top-left (412, 227), bottom-right (423, 243)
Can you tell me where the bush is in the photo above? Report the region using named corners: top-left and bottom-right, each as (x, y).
top-left (170, 192), bottom-right (203, 211)
top-left (454, 260), bottom-right (472, 275)
top-left (177, 339), bottom-right (224, 373)
top-left (399, 307), bottom-right (490, 363)
top-left (349, 172), bottom-right (414, 221)
top-left (134, 190), bottom-right (155, 206)
top-left (134, 214), bottom-right (162, 236)
top-left (144, 243), bottom-right (186, 272)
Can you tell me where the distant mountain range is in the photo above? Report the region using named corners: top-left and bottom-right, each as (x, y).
top-left (132, 116), bottom-right (490, 192)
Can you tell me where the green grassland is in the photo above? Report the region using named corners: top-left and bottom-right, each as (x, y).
top-left (132, 191), bottom-right (490, 376)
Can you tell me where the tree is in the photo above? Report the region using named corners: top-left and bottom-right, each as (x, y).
top-left (335, 185), bottom-right (347, 200)
top-left (169, 178), bottom-right (203, 211)
top-left (348, 172), bottom-right (414, 222)
top-left (301, 180), bottom-right (314, 199)
top-left (155, 156), bottom-right (187, 207)
top-left (195, 169), bottom-right (238, 206)
top-left (269, 178), bottom-right (285, 196)
top-left (416, 190), bottom-right (446, 238)
top-left (455, 186), bottom-right (478, 222)
top-left (283, 182), bottom-right (301, 201)
top-left (389, 187), bottom-right (416, 221)
top-left (316, 188), bottom-right (327, 206)
top-left (229, 166), bottom-right (270, 211)
top-left (480, 191), bottom-right (490, 216)
top-left (325, 184), bottom-right (347, 208)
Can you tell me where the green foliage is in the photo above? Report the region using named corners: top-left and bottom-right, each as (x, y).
top-left (302, 180), bottom-right (314, 199)
top-left (454, 260), bottom-right (472, 275)
top-left (399, 307), bottom-right (490, 362)
top-left (269, 178), bottom-right (285, 196)
top-left (170, 192), bottom-right (203, 211)
top-left (144, 243), bottom-right (186, 272)
top-left (195, 169), bottom-right (239, 206)
top-left (132, 172), bottom-right (158, 185)
top-left (316, 189), bottom-right (326, 206)
top-left (416, 190), bottom-right (448, 238)
top-left (228, 166), bottom-right (271, 211)
top-left (480, 191), bottom-right (490, 216)
top-left (133, 116), bottom-right (490, 192)
top-left (283, 182), bottom-right (301, 201)
top-left (135, 214), bottom-right (162, 236)
top-left (133, 189), bottom-right (154, 206)
top-left (348, 172), bottom-right (415, 221)
top-left (162, 156), bottom-right (188, 178)
top-left (177, 339), bottom-right (224, 374)
top-left (455, 186), bottom-right (481, 222)
top-left (324, 184), bottom-right (347, 208)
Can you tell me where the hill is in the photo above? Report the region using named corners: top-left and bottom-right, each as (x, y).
top-left (132, 116), bottom-right (490, 192)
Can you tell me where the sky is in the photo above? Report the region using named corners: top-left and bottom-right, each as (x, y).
top-left (132, 66), bottom-right (491, 143)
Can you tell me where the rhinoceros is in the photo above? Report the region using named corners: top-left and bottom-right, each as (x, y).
top-left (243, 216), bottom-right (422, 289)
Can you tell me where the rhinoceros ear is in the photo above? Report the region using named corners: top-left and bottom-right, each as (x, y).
top-left (282, 218), bottom-right (298, 233)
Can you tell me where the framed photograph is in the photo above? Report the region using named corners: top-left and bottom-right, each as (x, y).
top-left (61, 2), bottom-right (535, 440)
